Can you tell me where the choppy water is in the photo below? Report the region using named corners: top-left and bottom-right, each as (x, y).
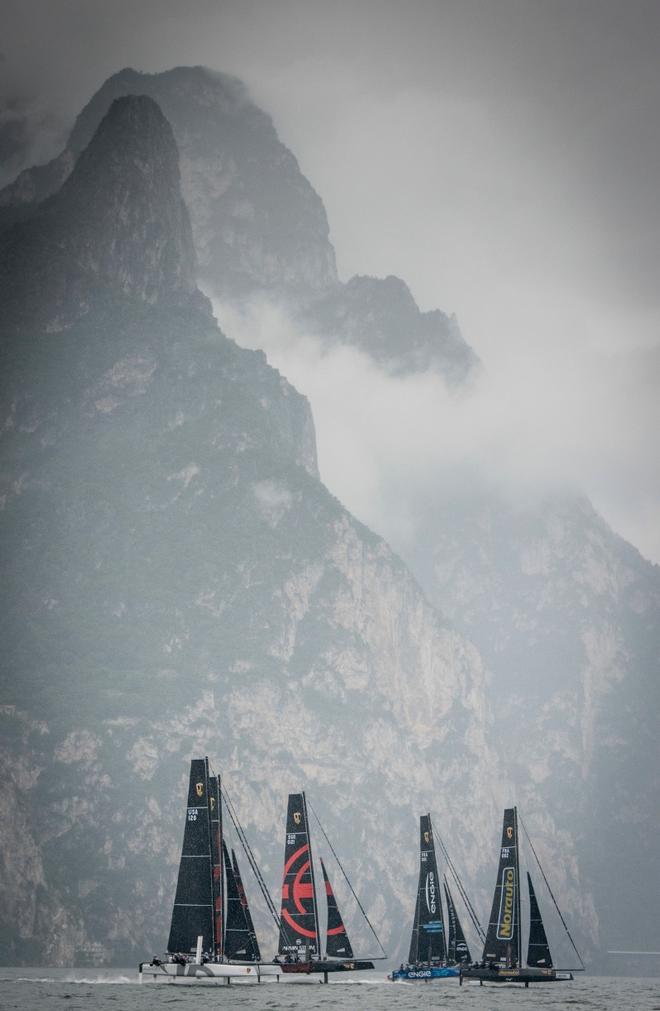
top-left (0, 970), bottom-right (658, 1011)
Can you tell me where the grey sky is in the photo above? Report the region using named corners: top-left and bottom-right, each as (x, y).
top-left (2, 0), bottom-right (659, 559)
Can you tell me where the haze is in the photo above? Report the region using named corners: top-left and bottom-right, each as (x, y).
top-left (2, 0), bottom-right (659, 560)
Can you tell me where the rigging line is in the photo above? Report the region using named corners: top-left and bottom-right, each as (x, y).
top-left (308, 800), bottom-right (388, 960)
top-left (434, 828), bottom-right (485, 943)
top-left (519, 814), bottom-right (585, 971)
top-left (221, 784), bottom-right (291, 945)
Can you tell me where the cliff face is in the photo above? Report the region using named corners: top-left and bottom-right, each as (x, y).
top-left (0, 67), bottom-right (338, 298)
top-left (0, 91), bottom-right (502, 966)
top-left (0, 67), bottom-right (478, 384)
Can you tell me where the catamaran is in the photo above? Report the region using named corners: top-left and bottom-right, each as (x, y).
top-left (139, 761), bottom-right (385, 983)
top-left (275, 791), bottom-right (385, 981)
top-left (460, 806), bottom-right (584, 986)
top-left (389, 813), bottom-right (478, 982)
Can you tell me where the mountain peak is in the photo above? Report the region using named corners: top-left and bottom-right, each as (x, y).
top-left (0, 94), bottom-right (197, 330)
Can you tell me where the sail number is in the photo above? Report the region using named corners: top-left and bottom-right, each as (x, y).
top-left (187, 807), bottom-right (199, 822)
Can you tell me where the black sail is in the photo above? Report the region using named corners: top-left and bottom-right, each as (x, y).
top-left (223, 840), bottom-right (260, 960)
top-left (408, 814), bottom-right (446, 963)
top-left (444, 878), bottom-right (471, 964)
top-left (208, 775), bottom-right (224, 959)
top-left (482, 807), bottom-right (522, 967)
top-left (526, 872), bottom-right (553, 967)
top-left (278, 792), bottom-right (320, 957)
top-left (231, 848), bottom-right (261, 961)
top-left (167, 758), bottom-right (214, 955)
top-left (321, 858), bottom-right (354, 958)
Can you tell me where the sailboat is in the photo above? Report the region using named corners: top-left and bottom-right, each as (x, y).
top-left (460, 807), bottom-right (581, 986)
top-left (276, 791), bottom-right (382, 981)
top-left (389, 814), bottom-right (472, 981)
top-left (139, 757), bottom-right (273, 983)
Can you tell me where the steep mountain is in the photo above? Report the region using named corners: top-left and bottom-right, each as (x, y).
top-left (408, 486), bottom-right (660, 967)
top-left (0, 66), bottom-right (478, 384)
top-left (0, 95), bottom-right (505, 966)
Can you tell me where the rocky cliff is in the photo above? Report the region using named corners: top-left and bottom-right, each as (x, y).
top-left (0, 67), bottom-right (478, 384)
top-left (0, 94), bottom-right (502, 966)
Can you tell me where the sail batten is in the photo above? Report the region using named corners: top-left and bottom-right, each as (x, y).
top-left (167, 758), bottom-right (215, 955)
top-left (409, 814), bottom-right (446, 964)
top-left (482, 807), bottom-right (522, 967)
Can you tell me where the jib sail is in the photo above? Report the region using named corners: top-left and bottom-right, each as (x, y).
top-left (223, 840), bottom-right (260, 960)
top-left (444, 877), bottom-right (471, 964)
top-left (526, 872), bottom-right (553, 967)
top-left (167, 758), bottom-right (214, 955)
top-left (278, 792), bottom-right (320, 958)
top-left (409, 814), bottom-right (446, 963)
top-left (482, 807), bottom-right (522, 967)
top-left (207, 774), bottom-right (224, 958)
top-left (321, 858), bottom-right (354, 958)
top-left (232, 847), bottom-right (261, 961)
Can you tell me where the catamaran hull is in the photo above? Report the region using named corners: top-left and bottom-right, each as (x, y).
top-left (138, 959), bottom-right (375, 984)
top-left (389, 966), bottom-right (460, 981)
top-left (460, 967), bottom-right (573, 985)
top-left (139, 961), bottom-right (278, 984)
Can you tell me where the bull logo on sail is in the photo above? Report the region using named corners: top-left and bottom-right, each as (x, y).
top-left (506, 826), bottom-right (513, 840)
top-left (210, 796), bottom-right (216, 811)
top-left (293, 811), bottom-right (302, 826)
top-left (496, 866), bottom-right (516, 940)
top-left (423, 830), bottom-right (430, 844)
top-left (195, 782), bottom-right (204, 798)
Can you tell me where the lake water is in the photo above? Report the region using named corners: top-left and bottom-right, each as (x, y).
top-left (0, 970), bottom-right (659, 1011)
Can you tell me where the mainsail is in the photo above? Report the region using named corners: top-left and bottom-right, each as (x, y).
top-left (408, 814), bottom-right (446, 963)
top-left (444, 878), bottom-right (471, 964)
top-left (526, 872), bottom-right (553, 967)
top-left (320, 858), bottom-right (354, 958)
top-left (167, 758), bottom-right (215, 955)
top-left (482, 807), bottom-right (522, 967)
top-left (278, 792), bottom-right (320, 957)
top-left (208, 774), bottom-right (224, 959)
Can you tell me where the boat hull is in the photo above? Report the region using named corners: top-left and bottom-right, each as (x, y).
top-left (139, 958), bottom-right (375, 984)
top-left (460, 966), bottom-right (573, 985)
top-left (139, 961), bottom-right (274, 983)
top-left (280, 959), bottom-right (375, 975)
top-left (389, 965), bottom-right (460, 982)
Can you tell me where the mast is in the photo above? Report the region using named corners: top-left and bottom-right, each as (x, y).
top-left (167, 758), bottom-right (215, 955)
top-left (482, 807), bottom-right (522, 968)
top-left (409, 814), bottom-right (446, 964)
top-left (208, 774), bottom-right (224, 960)
top-left (320, 858), bottom-right (354, 958)
top-left (278, 792), bottom-right (321, 958)
top-left (443, 877), bottom-right (471, 964)
top-left (526, 872), bottom-right (553, 968)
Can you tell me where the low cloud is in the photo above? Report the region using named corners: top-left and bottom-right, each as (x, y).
top-left (214, 295), bottom-right (660, 565)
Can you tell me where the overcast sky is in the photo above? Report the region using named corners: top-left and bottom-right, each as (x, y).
top-left (2, 0), bottom-right (659, 560)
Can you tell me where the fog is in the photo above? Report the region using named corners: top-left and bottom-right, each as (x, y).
top-left (2, 0), bottom-right (659, 559)
top-left (215, 297), bottom-right (659, 559)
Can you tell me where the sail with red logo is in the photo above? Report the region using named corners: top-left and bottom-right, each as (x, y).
top-left (321, 858), bottom-right (354, 958)
top-left (278, 792), bottom-right (320, 959)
